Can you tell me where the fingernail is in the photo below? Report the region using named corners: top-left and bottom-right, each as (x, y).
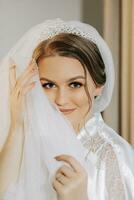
top-left (54, 156), bottom-right (60, 160)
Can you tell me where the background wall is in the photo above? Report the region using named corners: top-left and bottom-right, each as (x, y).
top-left (102, 0), bottom-right (120, 133)
top-left (0, 0), bottom-right (83, 58)
top-left (82, 0), bottom-right (103, 34)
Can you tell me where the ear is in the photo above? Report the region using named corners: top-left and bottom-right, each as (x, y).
top-left (94, 85), bottom-right (104, 97)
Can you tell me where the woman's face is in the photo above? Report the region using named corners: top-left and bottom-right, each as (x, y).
top-left (38, 56), bottom-right (103, 133)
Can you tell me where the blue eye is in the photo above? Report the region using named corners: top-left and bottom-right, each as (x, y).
top-left (69, 82), bottom-right (83, 88)
top-left (42, 82), bottom-right (56, 89)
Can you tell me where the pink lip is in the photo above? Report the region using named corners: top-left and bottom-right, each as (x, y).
top-left (59, 108), bottom-right (76, 113)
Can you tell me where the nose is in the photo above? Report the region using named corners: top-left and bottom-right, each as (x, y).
top-left (55, 88), bottom-right (69, 106)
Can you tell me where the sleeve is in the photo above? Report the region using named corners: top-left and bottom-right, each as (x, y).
top-left (99, 125), bottom-right (134, 200)
top-left (84, 127), bottom-right (134, 200)
top-left (115, 138), bottom-right (134, 199)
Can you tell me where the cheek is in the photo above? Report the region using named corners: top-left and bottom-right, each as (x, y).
top-left (72, 89), bottom-right (89, 107)
top-left (73, 86), bottom-right (96, 113)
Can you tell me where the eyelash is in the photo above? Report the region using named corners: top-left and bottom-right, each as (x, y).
top-left (42, 82), bottom-right (83, 89)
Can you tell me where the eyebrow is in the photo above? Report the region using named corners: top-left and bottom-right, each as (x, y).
top-left (40, 76), bottom-right (85, 83)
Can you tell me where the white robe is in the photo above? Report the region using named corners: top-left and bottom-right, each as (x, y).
top-left (76, 112), bottom-right (134, 200)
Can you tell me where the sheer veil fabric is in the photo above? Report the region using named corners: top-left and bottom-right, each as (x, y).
top-left (1, 18), bottom-right (133, 199)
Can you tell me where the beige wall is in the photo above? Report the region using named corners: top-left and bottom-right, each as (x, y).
top-left (102, 0), bottom-right (120, 133)
top-left (82, 0), bottom-right (103, 34)
top-left (0, 0), bottom-right (82, 58)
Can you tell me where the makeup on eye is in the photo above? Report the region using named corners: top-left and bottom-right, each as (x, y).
top-left (41, 81), bottom-right (84, 89)
top-left (42, 82), bottom-right (56, 89)
top-left (40, 75), bottom-right (85, 89)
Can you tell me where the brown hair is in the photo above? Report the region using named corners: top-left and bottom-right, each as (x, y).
top-left (32, 33), bottom-right (106, 123)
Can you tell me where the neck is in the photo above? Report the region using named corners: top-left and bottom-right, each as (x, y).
top-left (74, 111), bottom-right (93, 134)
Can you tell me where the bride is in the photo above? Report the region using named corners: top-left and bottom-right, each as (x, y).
top-left (0, 18), bottom-right (134, 200)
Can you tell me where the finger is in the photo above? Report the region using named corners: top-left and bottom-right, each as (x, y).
top-left (15, 70), bottom-right (38, 94)
top-left (14, 58), bottom-right (38, 89)
top-left (18, 64), bottom-right (38, 85)
top-left (56, 165), bottom-right (74, 178)
top-left (26, 58), bottom-right (37, 72)
top-left (21, 69), bottom-right (38, 86)
top-left (28, 58), bottom-right (38, 70)
top-left (52, 179), bottom-right (63, 192)
top-left (21, 81), bottom-right (36, 96)
top-left (55, 155), bottom-right (84, 173)
top-left (55, 173), bottom-right (69, 185)
top-left (17, 61), bottom-right (38, 86)
top-left (9, 58), bottom-right (17, 91)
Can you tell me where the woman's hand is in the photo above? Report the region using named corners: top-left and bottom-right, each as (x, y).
top-left (9, 58), bottom-right (38, 130)
top-left (0, 59), bottom-right (39, 194)
top-left (52, 154), bottom-right (88, 200)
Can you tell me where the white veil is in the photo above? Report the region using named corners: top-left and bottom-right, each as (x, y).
top-left (0, 18), bottom-right (114, 199)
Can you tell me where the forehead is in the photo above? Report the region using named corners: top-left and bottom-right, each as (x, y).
top-left (38, 56), bottom-right (85, 77)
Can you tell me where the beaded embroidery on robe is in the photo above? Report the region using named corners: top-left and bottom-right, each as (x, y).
top-left (77, 114), bottom-right (126, 200)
